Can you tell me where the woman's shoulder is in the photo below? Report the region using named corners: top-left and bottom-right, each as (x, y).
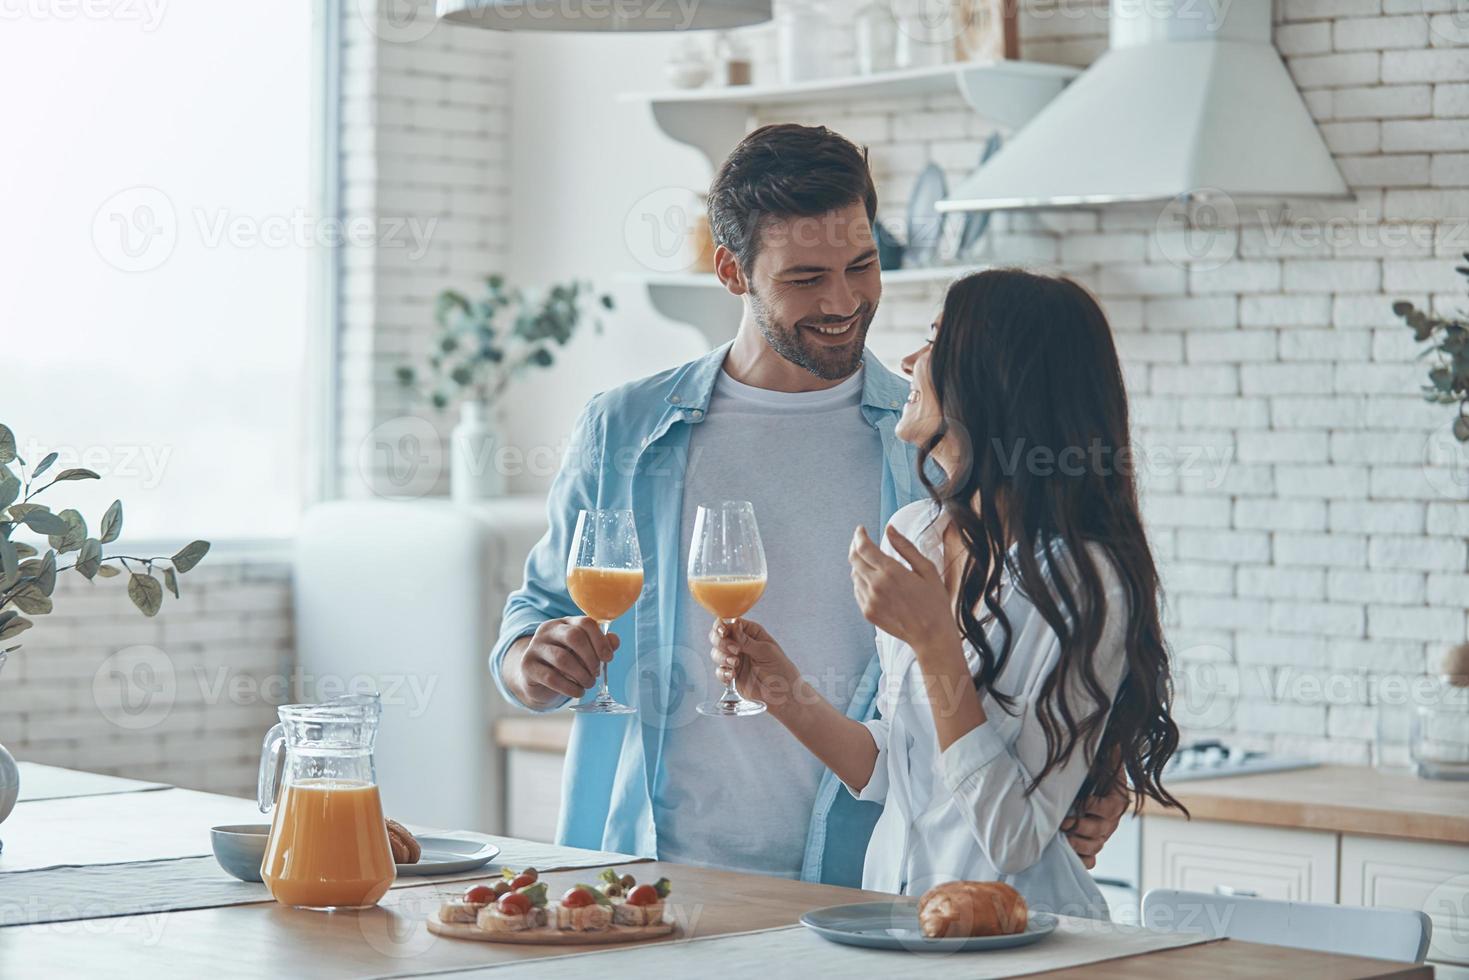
top-left (885, 498), bottom-right (941, 538)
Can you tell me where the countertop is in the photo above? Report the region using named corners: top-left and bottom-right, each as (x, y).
top-left (1140, 764), bottom-right (1469, 845)
top-left (495, 715), bottom-right (573, 754)
top-left (497, 720), bottom-right (1469, 846)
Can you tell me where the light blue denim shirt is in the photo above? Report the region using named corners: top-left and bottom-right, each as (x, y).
top-left (489, 342), bottom-right (923, 886)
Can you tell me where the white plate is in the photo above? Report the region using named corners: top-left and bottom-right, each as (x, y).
top-left (801, 901), bottom-right (1057, 952)
top-left (397, 837), bottom-right (500, 877)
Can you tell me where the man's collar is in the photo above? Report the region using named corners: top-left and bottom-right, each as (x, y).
top-left (664, 342), bottom-right (909, 414)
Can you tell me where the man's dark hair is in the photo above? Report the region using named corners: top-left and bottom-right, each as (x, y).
top-left (706, 123), bottom-right (878, 274)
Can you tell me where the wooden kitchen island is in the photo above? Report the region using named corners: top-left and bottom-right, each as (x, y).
top-left (0, 765), bottom-right (1435, 978)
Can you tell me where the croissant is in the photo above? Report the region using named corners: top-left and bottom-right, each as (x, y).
top-left (918, 881), bottom-right (1027, 938)
top-left (385, 817), bottom-right (421, 864)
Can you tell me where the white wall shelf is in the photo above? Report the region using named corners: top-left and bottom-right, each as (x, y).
top-left (623, 266), bottom-right (988, 346)
top-left (620, 61), bottom-right (1077, 340)
top-left (620, 61), bottom-right (1080, 168)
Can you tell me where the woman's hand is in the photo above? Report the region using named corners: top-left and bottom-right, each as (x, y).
top-left (849, 524), bottom-right (959, 662)
top-left (708, 618), bottom-right (801, 715)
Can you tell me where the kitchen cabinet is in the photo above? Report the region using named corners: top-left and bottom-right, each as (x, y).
top-left (1340, 835), bottom-right (1469, 968)
top-left (1141, 818), bottom-right (1338, 902)
top-left (497, 717), bottom-right (571, 842)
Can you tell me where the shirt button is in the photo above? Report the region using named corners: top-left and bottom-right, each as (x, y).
top-left (670, 395), bottom-right (682, 404)
top-left (690, 409), bottom-right (704, 420)
top-left (890, 399), bottom-right (899, 408)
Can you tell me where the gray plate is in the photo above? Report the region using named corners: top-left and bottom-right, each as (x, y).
top-left (397, 837), bottom-right (500, 877)
top-left (801, 901), bottom-right (1057, 952)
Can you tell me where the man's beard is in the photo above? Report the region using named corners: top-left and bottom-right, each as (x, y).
top-left (749, 286), bottom-right (873, 381)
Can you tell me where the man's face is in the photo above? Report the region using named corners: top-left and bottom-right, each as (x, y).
top-left (744, 201), bottom-right (881, 381)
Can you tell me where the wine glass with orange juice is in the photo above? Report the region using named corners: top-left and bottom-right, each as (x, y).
top-left (688, 500), bottom-right (768, 717)
top-left (565, 508), bottom-right (643, 715)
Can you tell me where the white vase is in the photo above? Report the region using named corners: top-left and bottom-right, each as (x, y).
top-left (0, 742), bottom-right (16, 826)
top-left (0, 652), bottom-right (15, 825)
top-left (451, 400), bottom-right (507, 503)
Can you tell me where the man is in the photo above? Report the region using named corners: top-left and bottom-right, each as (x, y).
top-left (491, 124), bottom-right (1125, 886)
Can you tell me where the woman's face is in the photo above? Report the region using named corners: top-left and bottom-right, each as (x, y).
top-left (895, 320), bottom-right (943, 448)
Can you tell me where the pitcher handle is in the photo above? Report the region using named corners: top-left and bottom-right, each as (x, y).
top-left (257, 722), bottom-right (286, 814)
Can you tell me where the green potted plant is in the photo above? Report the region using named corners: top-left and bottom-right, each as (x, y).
top-left (1392, 255), bottom-right (1469, 777)
top-left (0, 422), bottom-right (210, 823)
top-left (396, 275), bottom-right (613, 502)
top-left (1391, 252), bottom-right (1469, 446)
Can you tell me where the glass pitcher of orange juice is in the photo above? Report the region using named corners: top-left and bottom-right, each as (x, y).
top-left (256, 693), bottom-right (396, 910)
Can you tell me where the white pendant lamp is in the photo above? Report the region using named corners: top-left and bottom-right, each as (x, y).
top-left (437, 0), bottom-right (772, 31)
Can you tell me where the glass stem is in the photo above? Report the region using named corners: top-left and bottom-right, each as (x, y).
top-left (720, 618), bottom-right (741, 703)
top-left (597, 621), bottom-right (613, 702)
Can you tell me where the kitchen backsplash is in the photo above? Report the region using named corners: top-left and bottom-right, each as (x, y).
top-left (752, 0), bottom-right (1469, 766)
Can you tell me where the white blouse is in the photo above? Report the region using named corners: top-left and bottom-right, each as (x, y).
top-left (846, 500), bottom-right (1131, 920)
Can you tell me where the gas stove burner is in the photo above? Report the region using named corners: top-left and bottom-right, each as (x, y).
top-left (1163, 740), bottom-right (1319, 782)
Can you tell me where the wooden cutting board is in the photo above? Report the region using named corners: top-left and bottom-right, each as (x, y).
top-left (427, 913), bottom-right (675, 945)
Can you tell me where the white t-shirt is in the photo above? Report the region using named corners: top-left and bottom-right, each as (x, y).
top-left (651, 366), bottom-right (885, 878)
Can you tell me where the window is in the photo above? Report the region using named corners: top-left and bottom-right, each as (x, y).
top-left (0, 1), bottom-right (317, 541)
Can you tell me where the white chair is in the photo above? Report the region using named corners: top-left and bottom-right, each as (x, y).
top-left (1141, 888), bottom-right (1433, 964)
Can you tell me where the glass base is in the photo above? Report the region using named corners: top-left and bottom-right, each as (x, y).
top-left (697, 697), bottom-right (766, 718)
top-left (572, 694), bottom-right (636, 715)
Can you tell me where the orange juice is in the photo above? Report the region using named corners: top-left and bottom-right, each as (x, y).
top-left (261, 778), bottom-right (396, 909)
top-left (689, 575), bottom-right (766, 620)
top-left (567, 566), bottom-right (644, 622)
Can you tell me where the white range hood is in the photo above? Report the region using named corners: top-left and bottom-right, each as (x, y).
top-left (938, 0), bottom-right (1351, 213)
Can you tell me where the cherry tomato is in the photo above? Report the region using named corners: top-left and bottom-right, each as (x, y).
top-left (497, 892), bottom-right (532, 916)
top-left (560, 887), bottom-right (595, 909)
top-left (626, 884), bottom-right (660, 907)
top-left (509, 873), bottom-right (537, 890)
top-left (463, 885), bottom-right (494, 904)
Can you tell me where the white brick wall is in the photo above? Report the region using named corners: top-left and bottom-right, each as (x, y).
top-left (752, 0), bottom-right (1469, 767)
top-left (337, 0), bottom-right (512, 498)
top-left (1, 558), bottom-right (293, 796)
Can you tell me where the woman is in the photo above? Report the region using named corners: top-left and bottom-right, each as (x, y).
top-left (710, 268), bottom-right (1184, 919)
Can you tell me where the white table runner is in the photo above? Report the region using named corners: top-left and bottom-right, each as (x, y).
top-left (14, 763), bottom-right (170, 803)
top-left (0, 834), bottom-right (646, 927)
top-left (393, 918), bottom-right (1214, 980)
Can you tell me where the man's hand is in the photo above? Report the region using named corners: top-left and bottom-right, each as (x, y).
top-left (1061, 775), bottom-right (1131, 870)
top-left (503, 617), bottom-right (618, 709)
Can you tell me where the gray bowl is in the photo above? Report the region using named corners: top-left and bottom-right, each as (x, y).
top-left (211, 823), bottom-right (270, 882)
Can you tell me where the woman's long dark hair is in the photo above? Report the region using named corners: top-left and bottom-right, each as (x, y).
top-left (917, 268), bottom-right (1183, 815)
